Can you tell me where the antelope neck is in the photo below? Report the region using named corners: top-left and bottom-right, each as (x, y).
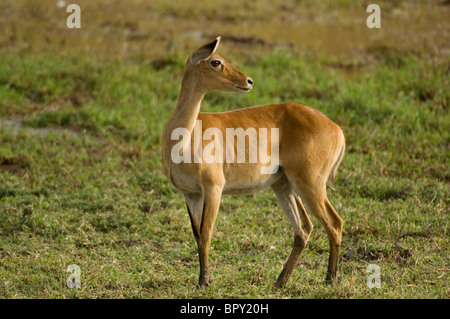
top-left (169, 70), bottom-right (206, 135)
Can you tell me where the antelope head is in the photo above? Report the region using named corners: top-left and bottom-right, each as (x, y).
top-left (186, 36), bottom-right (254, 94)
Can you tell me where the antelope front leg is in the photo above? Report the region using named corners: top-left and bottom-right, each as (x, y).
top-left (186, 185), bottom-right (223, 287)
top-left (198, 185), bottom-right (222, 286)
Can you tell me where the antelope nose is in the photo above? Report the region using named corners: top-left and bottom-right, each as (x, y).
top-left (247, 78), bottom-right (254, 86)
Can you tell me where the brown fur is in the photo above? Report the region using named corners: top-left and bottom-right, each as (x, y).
top-left (162, 37), bottom-right (345, 287)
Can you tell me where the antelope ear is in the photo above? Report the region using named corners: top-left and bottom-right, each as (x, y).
top-left (190, 36), bottom-right (221, 64)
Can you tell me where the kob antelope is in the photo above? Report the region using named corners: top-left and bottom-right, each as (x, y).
top-left (162, 37), bottom-right (345, 287)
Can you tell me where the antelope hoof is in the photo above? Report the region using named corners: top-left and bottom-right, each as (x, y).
top-left (325, 271), bottom-right (337, 284)
top-left (198, 275), bottom-right (210, 287)
top-left (273, 278), bottom-right (287, 289)
top-left (273, 282), bottom-right (283, 289)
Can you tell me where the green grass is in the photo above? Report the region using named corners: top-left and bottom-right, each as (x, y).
top-left (0, 0), bottom-right (449, 299)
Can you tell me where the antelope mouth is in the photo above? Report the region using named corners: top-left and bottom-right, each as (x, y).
top-left (235, 86), bottom-right (252, 92)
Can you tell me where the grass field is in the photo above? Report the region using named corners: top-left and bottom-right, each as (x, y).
top-left (0, 0), bottom-right (449, 299)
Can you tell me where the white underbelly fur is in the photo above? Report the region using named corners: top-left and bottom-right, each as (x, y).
top-left (222, 171), bottom-right (282, 194)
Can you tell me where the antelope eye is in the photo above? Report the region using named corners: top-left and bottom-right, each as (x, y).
top-left (211, 60), bottom-right (221, 67)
